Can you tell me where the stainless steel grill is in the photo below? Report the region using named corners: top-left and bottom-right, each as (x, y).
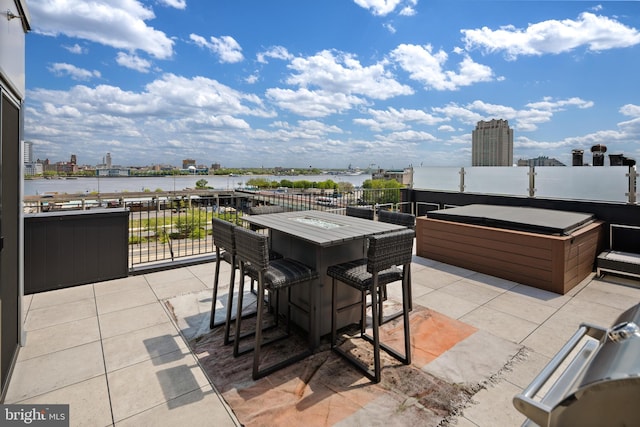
top-left (513, 303), bottom-right (640, 427)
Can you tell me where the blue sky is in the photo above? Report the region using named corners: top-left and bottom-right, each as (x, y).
top-left (24, 0), bottom-right (640, 169)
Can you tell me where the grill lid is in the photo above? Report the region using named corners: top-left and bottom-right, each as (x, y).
top-left (514, 303), bottom-right (640, 427)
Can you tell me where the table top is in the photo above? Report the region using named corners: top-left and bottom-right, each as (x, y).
top-left (244, 210), bottom-right (406, 247)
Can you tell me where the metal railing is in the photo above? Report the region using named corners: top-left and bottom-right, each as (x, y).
top-left (127, 188), bottom-right (401, 267)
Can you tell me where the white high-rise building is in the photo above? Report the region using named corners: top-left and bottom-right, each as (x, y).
top-left (23, 140), bottom-right (33, 163)
top-left (472, 119), bottom-right (513, 166)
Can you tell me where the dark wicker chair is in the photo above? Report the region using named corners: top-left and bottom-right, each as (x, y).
top-left (377, 210), bottom-right (416, 229)
top-left (233, 226), bottom-right (318, 380)
top-left (249, 205), bottom-right (285, 216)
top-left (346, 206), bottom-right (374, 220)
top-left (327, 229), bottom-right (414, 383)
top-left (377, 210), bottom-right (416, 309)
top-left (209, 217), bottom-right (241, 345)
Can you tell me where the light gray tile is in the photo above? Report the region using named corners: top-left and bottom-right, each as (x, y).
top-left (500, 349), bottom-right (551, 390)
top-left (414, 289), bottom-right (479, 319)
top-left (115, 385), bottom-right (239, 427)
top-left (485, 292), bottom-right (557, 324)
top-left (4, 341), bottom-right (104, 403)
top-left (440, 280), bottom-right (503, 306)
top-left (423, 330), bottom-right (523, 387)
top-left (187, 262), bottom-right (217, 287)
top-left (96, 286), bottom-right (158, 314)
top-left (19, 316), bottom-right (101, 361)
top-left (150, 276), bottom-right (208, 300)
top-left (460, 380), bottom-right (527, 427)
top-left (411, 267), bottom-right (466, 290)
top-left (521, 324), bottom-right (577, 359)
top-left (573, 285), bottom-right (640, 312)
top-left (29, 285), bottom-right (95, 310)
top-left (24, 298), bottom-right (97, 331)
top-left (19, 375), bottom-right (113, 427)
top-left (463, 272), bottom-right (519, 291)
top-left (103, 321), bottom-right (187, 372)
top-left (551, 299), bottom-right (624, 329)
top-left (108, 350), bottom-right (210, 422)
top-left (507, 284), bottom-right (570, 308)
top-left (460, 306), bottom-right (538, 344)
top-left (144, 268), bottom-right (197, 287)
top-left (93, 275), bottom-right (150, 296)
top-left (99, 302), bottom-right (170, 339)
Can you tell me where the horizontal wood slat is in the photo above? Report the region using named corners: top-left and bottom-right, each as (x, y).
top-left (416, 218), bottom-right (603, 294)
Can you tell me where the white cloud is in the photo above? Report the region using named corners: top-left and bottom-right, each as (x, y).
top-left (28, 0), bottom-right (174, 59)
top-left (353, 0), bottom-right (404, 16)
top-left (620, 104), bottom-right (640, 117)
top-left (157, 0), bottom-right (186, 9)
top-left (285, 50), bottom-right (413, 100)
top-left (63, 44), bottom-right (86, 54)
top-left (190, 34), bottom-right (244, 63)
top-left (526, 97), bottom-right (594, 111)
top-left (384, 23), bottom-right (397, 34)
top-left (354, 107), bottom-right (446, 131)
top-left (390, 44), bottom-right (494, 90)
top-left (462, 12), bottom-right (640, 60)
top-left (116, 52), bottom-right (152, 73)
top-left (48, 63), bottom-right (101, 81)
top-left (266, 88), bottom-right (366, 117)
top-left (257, 46), bottom-right (293, 64)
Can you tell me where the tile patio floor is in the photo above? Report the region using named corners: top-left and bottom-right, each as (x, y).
top-left (5, 254), bottom-right (640, 426)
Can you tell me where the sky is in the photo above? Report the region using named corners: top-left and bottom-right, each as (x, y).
top-left (23, 0), bottom-right (640, 169)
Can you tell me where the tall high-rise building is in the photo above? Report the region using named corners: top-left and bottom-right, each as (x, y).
top-left (471, 119), bottom-right (513, 166)
top-left (23, 140), bottom-right (33, 163)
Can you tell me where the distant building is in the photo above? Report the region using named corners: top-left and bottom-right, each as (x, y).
top-left (182, 159), bottom-right (196, 169)
top-left (23, 140), bottom-right (33, 163)
top-left (24, 162), bottom-right (43, 176)
top-left (517, 156), bottom-right (565, 167)
top-left (472, 119), bottom-right (513, 166)
top-left (372, 167), bottom-right (413, 187)
top-left (97, 168), bottom-right (130, 177)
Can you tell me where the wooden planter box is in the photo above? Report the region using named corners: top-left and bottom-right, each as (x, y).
top-left (416, 217), bottom-right (603, 295)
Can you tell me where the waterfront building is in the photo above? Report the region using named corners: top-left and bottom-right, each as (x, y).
top-left (517, 156), bottom-right (565, 167)
top-left (372, 167), bottom-right (413, 186)
top-left (472, 119), bottom-right (513, 166)
top-left (24, 162), bottom-right (43, 176)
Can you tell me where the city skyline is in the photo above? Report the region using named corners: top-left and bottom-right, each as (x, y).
top-left (24, 1), bottom-right (640, 168)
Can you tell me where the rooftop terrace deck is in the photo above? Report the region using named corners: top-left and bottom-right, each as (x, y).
top-left (6, 251), bottom-right (640, 426)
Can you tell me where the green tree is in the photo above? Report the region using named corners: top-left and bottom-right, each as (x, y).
top-left (196, 179), bottom-right (209, 189)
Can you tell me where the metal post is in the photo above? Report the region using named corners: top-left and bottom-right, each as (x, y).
top-left (459, 167), bottom-right (465, 193)
top-left (626, 165), bottom-right (637, 204)
top-left (528, 166), bottom-right (536, 197)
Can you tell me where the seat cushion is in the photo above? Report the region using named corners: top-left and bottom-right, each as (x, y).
top-left (327, 259), bottom-right (403, 291)
top-left (244, 258), bottom-right (318, 290)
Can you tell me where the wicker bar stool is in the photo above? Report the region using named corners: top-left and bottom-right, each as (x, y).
top-left (327, 229), bottom-right (414, 383)
top-left (346, 206), bottom-right (374, 220)
top-left (233, 226), bottom-right (319, 380)
top-left (377, 210), bottom-right (416, 309)
top-left (209, 217), bottom-right (241, 345)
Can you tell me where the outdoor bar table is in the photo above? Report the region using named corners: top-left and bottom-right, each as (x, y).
top-left (244, 209), bottom-right (407, 349)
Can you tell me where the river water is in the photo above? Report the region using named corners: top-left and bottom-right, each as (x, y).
top-left (23, 174), bottom-right (369, 196)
